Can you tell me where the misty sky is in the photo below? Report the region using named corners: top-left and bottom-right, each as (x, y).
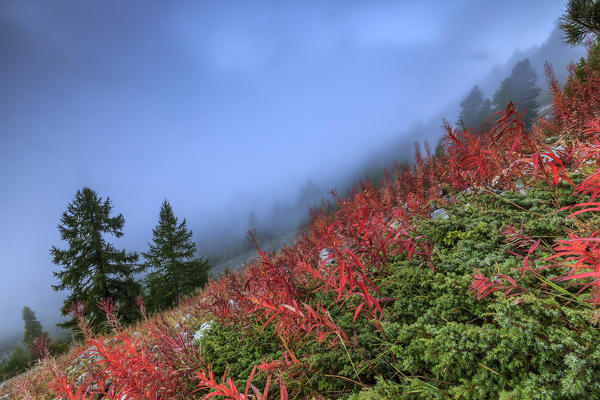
top-left (0, 1), bottom-right (580, 337)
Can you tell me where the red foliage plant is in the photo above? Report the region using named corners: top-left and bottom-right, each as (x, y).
top-left (196, 363), bottom-right (288, 400)
top-left (136, 295), bottom-right (148, 320)
top-left (97, 297), bottom-right (121, 333)
top-left (69, 301), bottom-right (92, 339)
top-left (545, 61), bottom-right (600, 138)
top-left (50, 375), bottom-right (94, 400)
top-left (547, 232), bottom-right (600, 306)
top-left (470, 267), bottom-right (528, 300)
top-left (32, 334), bottom-right (49, 359)
top-left (502, 223), bottom-right (542, 278)
top-left (85, 332), bottom-right (187, 400)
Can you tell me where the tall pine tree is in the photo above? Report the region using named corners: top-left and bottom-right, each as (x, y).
top-left (142, 200), bottom-right (209, 310)
top-left (51, 187), bottom-right (141, 330)
top-left (492, 58), bottom-right (541, 128)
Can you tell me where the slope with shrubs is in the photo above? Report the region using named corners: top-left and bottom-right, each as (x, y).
top-left (5, 44), bottom-right (600, 400)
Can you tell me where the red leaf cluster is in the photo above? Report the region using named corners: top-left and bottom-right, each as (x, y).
top-left (470, 268), bottom-right (527, 300)
top-left (548, 233), bottom-right (600, 305)
top-left (196, 363), bottom-right (288, 400)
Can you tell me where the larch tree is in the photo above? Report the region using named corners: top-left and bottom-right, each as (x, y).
top-left (142, 200), bottom-right (209, 310)
top-left (50, 187), bottom-right (141, 331)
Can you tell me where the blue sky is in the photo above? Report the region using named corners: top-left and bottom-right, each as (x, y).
top-left (0, 1), bottom-right (581, 337)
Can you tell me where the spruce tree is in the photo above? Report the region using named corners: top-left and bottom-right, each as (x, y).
top-left (51, 187), bottom-right (141, 330)
top-left (142, 200), bottom-right (209, 310)
top-left (492, 58), bottom-right (541, 129)
top-left (458, 85), bottom-right (488, 131)
top-left (21, 306), bottom-right (46, 353)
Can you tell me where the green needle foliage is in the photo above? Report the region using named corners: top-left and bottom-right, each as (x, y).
top-left (560, 0), bottom-right (600, 45)
top-left (142, 200), bottom-right (209, 310)
top-left (51, 187), bottom-right (141, 331)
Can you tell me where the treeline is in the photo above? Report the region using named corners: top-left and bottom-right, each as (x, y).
top-left (50, 188), bottom-right (210, 333)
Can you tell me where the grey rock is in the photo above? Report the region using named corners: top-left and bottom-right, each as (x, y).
top-left (515, 182), bottom-right (528, 195)
top-left (431, 209), bottom-right (449, 220)
top-left (319, 249), bottom-right (334, 265)
top-left (193, 321), bottom-right (213, 342)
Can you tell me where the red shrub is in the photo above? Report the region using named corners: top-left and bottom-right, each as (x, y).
top-left (85, 332), bottom-right (187, 400)
top-left (196, 363), bottom-right (288, 400)
top-left (547, 232), bottom-right (600, 306)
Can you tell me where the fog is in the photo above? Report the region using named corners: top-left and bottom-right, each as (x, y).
top-left (0, 1), bottom-right (583, 341)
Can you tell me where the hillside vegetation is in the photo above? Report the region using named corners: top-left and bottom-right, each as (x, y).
top-left (6, 16), bottom-right (600, 400)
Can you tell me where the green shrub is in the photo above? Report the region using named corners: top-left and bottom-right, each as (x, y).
top-left (197, 320), bottom-right (282, 390)
top-left (198, 185), bottom-right (600, 399)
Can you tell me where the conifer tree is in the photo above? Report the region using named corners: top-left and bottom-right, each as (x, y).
top-left (458, 85), bottom-right (488, 131)
top-left (492, 58), bottom-right (541, 128)
top-left (560, 0), bottom-right (600, 78)
top-left (142, 200), bottom-right (209, 310)
top-left (21, 306), bottom-right (46, 353)
top-left (560, 0), bottom-right (600, 45)
top-left (480, 98), bottom-right (493, 126)
top-left (51, 187), bottom-right (141, 330)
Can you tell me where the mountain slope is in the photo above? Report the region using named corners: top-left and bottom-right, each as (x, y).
top-left (4, 37), bottom-right (600, 400)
